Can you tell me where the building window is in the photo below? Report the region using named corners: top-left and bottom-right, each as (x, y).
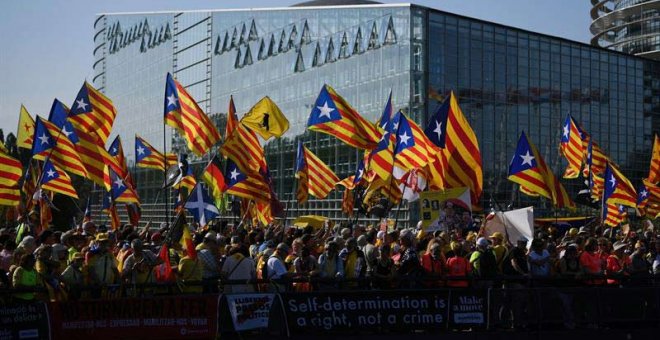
top-left (248, 19), bottom-right (258, 41)
top-left (294, 50), bottom-right (305, 72)
top-left (325, 37), bottom-right (335, 63)
top-left (368, 21), bottom-right (380, 50)
top-left (353, 27), bottom-right (364, 54)
top-left (339, 31), bottom-right (350, 59)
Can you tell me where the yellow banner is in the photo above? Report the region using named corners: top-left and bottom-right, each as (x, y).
top-left (419, 188), bottom-right (470, 231)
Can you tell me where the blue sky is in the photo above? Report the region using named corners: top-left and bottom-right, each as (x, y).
top-left (0, 0), bottom-right (592, 138)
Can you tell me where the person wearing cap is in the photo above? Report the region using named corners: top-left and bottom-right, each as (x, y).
top-left (489, 232), bottom-right (508, 273)
top-left (61, 253), bottom-right (85, 299)
top-left (470, 237), bottom-right (498, 286)
top-left (606, 241), bottom-right (629, 285)
top-left (122, 239), bottom-right (160, 289)
top-left (198, 232), bottom-right (221, 293)
top-left (86, 233), bottom-right (119, 294)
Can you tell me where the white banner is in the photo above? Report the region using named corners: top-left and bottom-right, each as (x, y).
top-left (483, 207), bottom-right (534, 246)
top-left (226, 293), bottom-right (275, 331)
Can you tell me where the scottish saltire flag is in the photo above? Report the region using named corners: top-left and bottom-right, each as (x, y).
top-left (103, 165), bottom-right (139, 204)
top-left (295, 141), bottom-right (340, 203)
top-left (307, 84), bottom-right (381, 150)
top-left (185, 183), bottom-right (219, 228)
top-left (69, 82), bottom-right (116, 144)
top-left (164, 73), bottom-right (221, 156)
top-left (508, 131), bottom-right (574, 208)
top-left (40, 159), bottom-right (78, 199)
top-left (224, 159), bottom-right (271, 203)
top-left (32, 117), bottom-right (88, 178)
top-left (559, 114), bottom-right (584, 179)
top-left (647, 134), bottom-right (660, 184)
top-left (135, 134), bottom-right (166, 170)
top-left (17, 105), bottom-right (35, 150)
top-left (424, 92), bottom-right (482, 208)
top-left (603, 162), bottom-right (637, 208)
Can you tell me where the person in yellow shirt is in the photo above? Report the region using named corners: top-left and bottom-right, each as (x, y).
top-left (178, 247), bottom-right (202, 294)
top-left (489, 232), bottom-right (508, 273)
top-left (12, 254), bottom-right (43, 301)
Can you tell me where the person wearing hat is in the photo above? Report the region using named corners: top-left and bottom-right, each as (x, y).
top-left (122, 239), bottom-right (160, 289)
top-left (61, 253), bottom-right (85, 299)
top-left (489, 232), bottom-right (508, 273)
top-left (86, 232), bottom-right (119, 296)
top-left (198, 232), bottom-right (221, 293)
top-left (606, 241), bottom-right (629, 285)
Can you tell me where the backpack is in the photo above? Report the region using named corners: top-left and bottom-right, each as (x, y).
top-left (475, 249), bottom-right (497, 278)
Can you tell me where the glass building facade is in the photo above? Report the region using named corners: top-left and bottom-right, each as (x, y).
top-left (93, 3), bottom-right (660, 226)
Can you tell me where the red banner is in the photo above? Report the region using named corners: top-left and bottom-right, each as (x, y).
top-left (48, 295), bottom-right (218, 339)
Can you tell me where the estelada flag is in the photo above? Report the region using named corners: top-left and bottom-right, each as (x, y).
top-left (220, 123), bottom-right (266, 175)
top-left (40, 159), bottom-right (79, 199)
top-left (647, 134), bottom-right (660, 185)
top-left (307, 84), bottom-right (381, 150)
top-left (295, 141), bottom-right (340, 202)
top-left (69, 81), bottom-right (117, 144)
top-left (17, 105), bottom-right (35, 150)
top-left (603, 162), bottom-right (637, 208)
top-left (32, 116), bottom-right (88, 178)
top-left (241, 96), bottom-right (289, 140)
top-left (164, 73), bottom-right (221, 156)
top-left (559, 114), bottom-right (584, 179)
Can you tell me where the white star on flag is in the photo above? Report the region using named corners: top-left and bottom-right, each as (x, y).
top-left (563, 124), bottom-right (569, 138)
top-left (609, 175), bottom-right (616, 188)
top-left (641, 189), bottom-right (648, 198)
top-left (137, 146), bottom-right (145, 155)
top-left (230, 168), bottom-right (240, 181)
top-left (46, 169), bottom-right (56, 178)
top-left (316, 101), bottom-right (335, 119)
top-left (38, 133), bottom-right (50, 145)
top-left (167, 94), bottom-right (178, 108)
top-left (76, 98), bottom-right (88, 111)
top-left (520, 151), bottom-right (535, 167)
top-left (398, 131), bottom-right (411, 146)
top-left (114, 178), bottom-right (125, 189)
top-left (433, 121), bottom-right (443, 140)
top-left (61, 126), bottom-right (72, 137)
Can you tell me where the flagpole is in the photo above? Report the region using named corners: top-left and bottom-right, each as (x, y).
top-left (393, 184), bottom-right (407, 230)
top-left (163, 122), bottom-right (170, 226)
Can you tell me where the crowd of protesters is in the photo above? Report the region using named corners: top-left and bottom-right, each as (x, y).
top-left (1, 213), bottom-right (660, 305)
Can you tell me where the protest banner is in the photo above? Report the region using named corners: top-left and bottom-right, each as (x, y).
top-left (281, 291), bottom-right (449, 333)
top-left (0, 303), bottom-right (50, 339)
top-left (225, 293), bottom-right (276, 331)
top-left (448, 291), bottom-right (487, 328)
top-left (420, 188), bottom-right (471, 232)
top-left (48, 295), bottom-right (218, 339)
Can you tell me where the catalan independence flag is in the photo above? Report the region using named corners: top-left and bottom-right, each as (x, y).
top-left (393, 111), bottom-right (436, 174)
top-left (220, 123), bottom-right (266, 175)
top-left (135, 134), bottom-right (167, 170)
top-left (40, 159), bottom-right (78, 199)
top-left (559, 114), bottom-right (584, 179)
top-left (108, 136), bottom-right (134, 189)
top-left (101, 191), bottom-right (121, 231)
top-left (17, 105), bottom-right (35, 150)
top-left (307, 84), bottom-right (381, 150)
top-left (367, 93), bottom-right (395, 181)
top-left (603, 162), bottom-right (637, 208)
top-left (425, 92), bottom-right (482, 209)
top-left (224, 158), bottom-right (270, 203)
top-left (508, 131), bottom-right (575, 209)
top-left (202, 155), bottom-right (226, 199)
top-left (0, 151), bottom-right (22, 188)
top-left (647, 134), bottom-right (660, 185)
top-left (75, 128), bottom-right (123, 186)
top-left (69, 82), bottom-right (116, 144)
top-left (104, 165), bottom-right (140, 204)
top-left (164, 73), bottom-right (221, 156)
top-left (603, 203), bottom-right (625, 227)
top-left (32, 117), bottom-right (88, 178)
top-left (638, 179), bottom-right (660, 218)
top-left (295, 141), bottom-right (340, 202)
top-left (581, 134), bottom-right (608, 177)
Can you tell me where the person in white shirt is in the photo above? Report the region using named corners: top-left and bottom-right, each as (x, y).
top-left (221, 246), bottom-right (256, 293)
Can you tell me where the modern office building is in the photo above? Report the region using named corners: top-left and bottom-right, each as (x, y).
top-left (590, 0), bottom-right (660, 60)
top-left (93, 1), bottom-right (660, 226)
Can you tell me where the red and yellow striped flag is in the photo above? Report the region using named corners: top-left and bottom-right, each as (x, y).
top-left (164, 73), bottom-right (221, 156)
top-left (226, 95), bottom-right (239, 137)
top-left (295, 142), bottom-right (340, 201)
top-left (220, 123), bottom-right (266, 175)
top-left (69, 82), bottom-right (117, 144)
top-left (559, 114), bottom-right (584, 179)
top-left (40, 160), bottom-right (78, 199)
top-left (75, 128), bottom-right (122, 186)
top-left (424, 92), bottom-right (482, 209)
top-left (0, 151), bottom-right (22, 188)
top-left (647, 134), bottom-right (660, 185)
top-left (307, 84), bottom-right (381, 150)
top-left (32, 117), bottom-right (88, 178)
top-left (17, 105), bottom-right (35, 150)
top-left (0, 186), bottom-right (20, 207)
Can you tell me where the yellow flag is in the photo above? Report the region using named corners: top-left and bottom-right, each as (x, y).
top-left (240, 96), bottom-right (289, 139)
top-left (17, 105), bottom-right (35, 150)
